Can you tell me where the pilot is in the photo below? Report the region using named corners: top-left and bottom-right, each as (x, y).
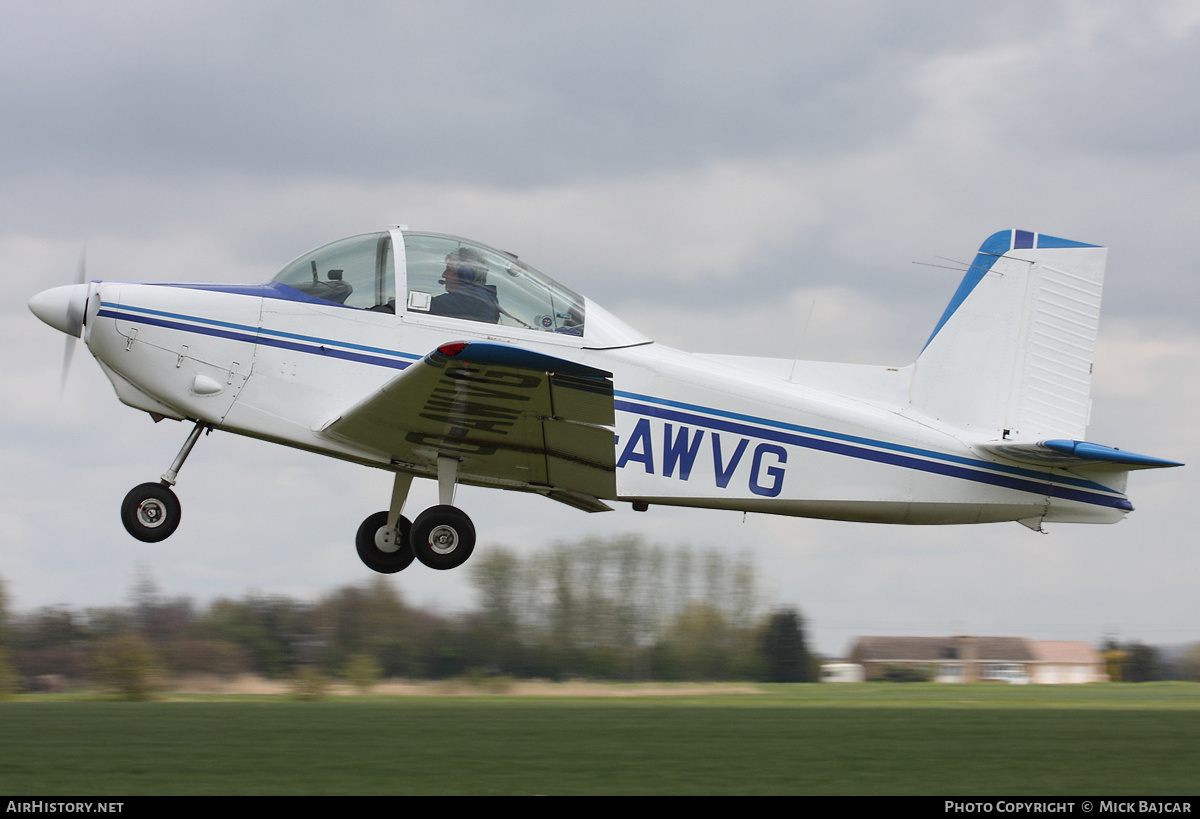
top-left (430, 247), bottom-right (500, 323)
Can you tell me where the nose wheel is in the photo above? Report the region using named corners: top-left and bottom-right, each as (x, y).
top-left (121, 482), bottom-right (182, 542)
top-left (119, 420), bottom-right (208, 543)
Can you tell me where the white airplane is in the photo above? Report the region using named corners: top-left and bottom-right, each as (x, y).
top-left (28, 227), bottom-right (1181, 573)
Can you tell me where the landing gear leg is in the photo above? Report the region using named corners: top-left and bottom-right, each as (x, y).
top-left (161, 420), bottom-right (207, 486)
top-left (410, 457), bottom-right (476, 570)
top-left (436, 455), bottom-right (457, 507)
top-left (355, 472), bottom-right (415, 573)
top-left (120, 419), bottom-right (209, 542)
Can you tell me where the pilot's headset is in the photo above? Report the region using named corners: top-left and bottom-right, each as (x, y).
top-left (442, 248), bottom-right (488, 285)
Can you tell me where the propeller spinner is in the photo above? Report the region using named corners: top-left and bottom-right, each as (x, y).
top-left (29, 254), bottom-right (89, 391)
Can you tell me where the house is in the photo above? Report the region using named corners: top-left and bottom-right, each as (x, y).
top-left (1027, 641), bottom-right (1107, 683)
top-left (820, 662), bottom-right (865, 683)
top-left (847, 635), bottom-right (1036, 683)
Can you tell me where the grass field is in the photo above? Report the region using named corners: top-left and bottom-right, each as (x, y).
top-left (1, 683), bottom-right (1198, 795)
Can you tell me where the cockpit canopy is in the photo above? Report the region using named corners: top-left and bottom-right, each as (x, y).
top-left (272, 230), bottom-right (585, 336)
top-left (272, 232), bottom-right (394, 311)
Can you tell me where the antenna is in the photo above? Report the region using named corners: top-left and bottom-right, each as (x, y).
top-left (788, 299), bottom-right (817, 382)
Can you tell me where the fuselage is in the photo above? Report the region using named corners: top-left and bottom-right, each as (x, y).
top-left (78, 264), bottom-right (1131, 527)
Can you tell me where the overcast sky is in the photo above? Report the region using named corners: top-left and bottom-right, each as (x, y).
top-left (3, 1), bottom-right (1197, 656)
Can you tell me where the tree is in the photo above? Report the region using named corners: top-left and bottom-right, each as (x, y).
top-left (312, 578), bottom-right (414, 677)
top-left (14, 606), bottom-right (92, 680)
top-left (757, 608), bottom-right (818, 682)
top-left (468, 548), bottom-right (526, 674)
top-left (93, 634), bottom-right (163, 700)
top-left (197, 595), bottom-right (311, 677)
top-left (1102, 639), bottom-right (1162, 682)
top-left (1175, 643), bottom-right (1200, 682)
top-left (472, 549), bottom-right (521, 630)
top-left (344, 654), bottom-right (382, 692)
top-left (0, 575), bottom-right (11, 648)
top-left (1102, 643), bottom-right (1129, 682)
top-left (0, 578), bottom-right (16, 696)
top-left (1125, 642), bottom-right (1161, 682)
top-left (657, 602), bottom-right (734, 680)
top-left (0, 648), bottom-right (17, 699)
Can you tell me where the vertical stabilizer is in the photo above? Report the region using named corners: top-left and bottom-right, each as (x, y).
top-left (911, 230), bottom-right (1107, 440)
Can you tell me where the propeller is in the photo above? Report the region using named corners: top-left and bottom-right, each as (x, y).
top-left (28, 249), bottom-right (90, 395)
top-left (60, 252), bottom-right (87, 392)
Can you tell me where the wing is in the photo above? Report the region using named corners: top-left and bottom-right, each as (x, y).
top-left (320, 341), bottom-right (617, 511)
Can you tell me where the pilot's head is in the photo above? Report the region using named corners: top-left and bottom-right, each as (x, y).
top-left (442, 247), bottom-right (488, 289)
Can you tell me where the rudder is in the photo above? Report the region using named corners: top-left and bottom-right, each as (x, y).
top-left (911, 229), bottom-right (1107, 441)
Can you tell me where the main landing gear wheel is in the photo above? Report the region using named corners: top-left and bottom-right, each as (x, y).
top-left (120, 482), bottom-right (181, 543)
top-left (355, 511), bottom-right (414, 574)
top-left (410, 505), bottom-right (475, 570)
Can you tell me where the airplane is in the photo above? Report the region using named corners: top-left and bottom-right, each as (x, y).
top-left (28, 227), bottom-right (1182, 573)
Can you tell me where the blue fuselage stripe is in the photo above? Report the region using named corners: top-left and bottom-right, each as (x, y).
top-left (98, 301), bottom-right (1127, 510)
top-left (613, 390), bottom-right (1111, 494)
top-left (100, 302), bottom-right (420, 361)
top-left (615, 398), bottom-right (1128, 510)
top-left (612, 397), bottom-right (1127, 510)
top-left (98, 306), bottom-right (414, 370)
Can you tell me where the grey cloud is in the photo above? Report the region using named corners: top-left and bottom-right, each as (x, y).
top-left (0, 2), bottom-right (1051, 187)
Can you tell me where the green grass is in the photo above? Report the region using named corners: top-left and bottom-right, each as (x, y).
top-left (1, 684), bottom-right (1198, 794)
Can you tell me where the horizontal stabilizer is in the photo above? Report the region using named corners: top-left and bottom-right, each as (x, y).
top-left (983, 439), bottom-right (1183, 470)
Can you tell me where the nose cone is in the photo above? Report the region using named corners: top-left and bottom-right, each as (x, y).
top-left (29, 284), bottom-right (88, 337)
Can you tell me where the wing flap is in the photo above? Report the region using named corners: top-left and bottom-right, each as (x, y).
top-left (544, 420), bottom-right (616, 499)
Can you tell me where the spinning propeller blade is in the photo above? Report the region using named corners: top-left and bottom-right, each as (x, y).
top-left (60, 252), bottom-right (87, 393)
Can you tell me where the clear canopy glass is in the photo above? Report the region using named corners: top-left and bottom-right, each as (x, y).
top-left (403, 233), bottom-right (584, 335)
top-left (272, 232), bottom-right (395, 312)
top-left (271, 230), bottom-right (586, 336)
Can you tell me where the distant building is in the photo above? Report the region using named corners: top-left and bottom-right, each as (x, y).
top-left (844, 635), bottom-right (1104, 683)
top-left (1027, 641), bottom-right (1107, 683)
top-left (820, 662), bottom-right (865, 683)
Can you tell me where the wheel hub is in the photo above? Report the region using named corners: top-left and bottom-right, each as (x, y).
top-left (374, 525), bottom-right (401, 553)
top-left (137, 499), bottom-right (166, 528)
top-left (428, 524), bottom-right (459, 555)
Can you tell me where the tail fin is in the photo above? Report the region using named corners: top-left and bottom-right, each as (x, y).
top-left (911, 229), bottom-right (1107, 440)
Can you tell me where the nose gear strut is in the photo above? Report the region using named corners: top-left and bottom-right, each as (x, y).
top-left (120, 420), bottom-right (210, 542)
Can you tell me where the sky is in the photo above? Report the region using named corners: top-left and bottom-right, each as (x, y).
top-left (2, 1), bottom-right (1198, 657)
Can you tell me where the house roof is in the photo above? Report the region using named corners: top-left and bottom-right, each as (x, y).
top-left (1027, 641), bottom-right (1102, 664)
top-left (849, 636), bottom-right (1034, 663)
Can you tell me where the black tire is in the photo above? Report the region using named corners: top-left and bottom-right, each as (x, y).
top-left (355, 511), bottom-right (414, 573)
top-left (410, 505), bottom-right (475, 570)
top-left (120, 482), bottom-right (181, 543)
